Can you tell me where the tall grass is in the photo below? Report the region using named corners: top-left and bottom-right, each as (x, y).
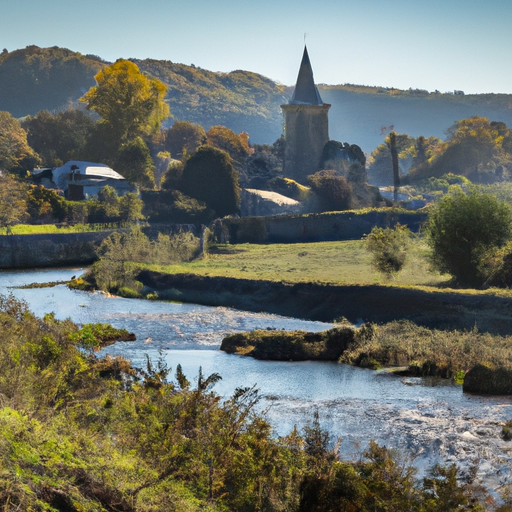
top-left (340, 320), bottom-right (512, 378)
top-left (88, 227), bottom-right (200, 295)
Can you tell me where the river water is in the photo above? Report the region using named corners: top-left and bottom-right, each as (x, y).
top-left (2, 267), bottom-right (512, 491)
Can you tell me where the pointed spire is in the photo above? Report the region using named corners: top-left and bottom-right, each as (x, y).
top-left (290, 46), bottom-right (324, 106)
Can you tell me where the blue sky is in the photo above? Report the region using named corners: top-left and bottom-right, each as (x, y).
top-left (2, 0), bottom-right (511, 94)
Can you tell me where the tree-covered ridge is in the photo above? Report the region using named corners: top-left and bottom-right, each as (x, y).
top-left (319, 85), bottom-right (512, 152)
top-left (0, 46), bottom-right (104, 117)
top-left (133, 58), bottom-right (289, 142)
top-left (3, 45), bottom-right (512, 148)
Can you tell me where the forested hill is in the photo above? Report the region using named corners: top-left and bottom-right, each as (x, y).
top-left (0, 46), bottom-right (289, 144)
top-left (321, 85), bottom-right (512, 152)
top-left (2, 46), bottom-right (512, 150)
top-left (132, 58), bottom-right (289, 143)
top-left (0, 46), bottom-right (104, 117)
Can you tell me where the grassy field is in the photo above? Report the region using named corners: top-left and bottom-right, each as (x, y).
top-left (145, 237), bottom-right (451, 287)
top-left (0, 223), bottom-right (120, 235)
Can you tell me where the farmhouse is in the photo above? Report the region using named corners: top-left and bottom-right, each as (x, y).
top-left (31, 160), bottom-right (133, 200)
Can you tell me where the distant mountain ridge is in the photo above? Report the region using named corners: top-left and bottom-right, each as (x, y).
top-left (1, 46), bottom-right (512, 151)
top-left (321, 85), bottom-right (512, 152)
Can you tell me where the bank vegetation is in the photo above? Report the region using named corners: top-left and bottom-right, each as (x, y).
top-left (0, 293), bottom-right (504, 511)
top-left (221, 320), bottom-right (512, 395)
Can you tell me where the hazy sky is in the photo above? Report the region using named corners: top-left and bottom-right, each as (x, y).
top-left (2, 0), bottom-right (511, 94)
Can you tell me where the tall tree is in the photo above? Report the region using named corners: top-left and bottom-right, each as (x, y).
top-left (428, 116), bottom-right (507, 182)
top-left (424, 187), bottom-right (512, 286)
top-left (114, 137), bottom-right (155, 189)
top-left (81, 59), bottom-right (170, 144)
top-left (22, 109), bottom-right (95, 167)
top-left (389, 131), bottom-right (400, 202)
top-left (0, 174), bottom-right (28, 228)
top-left (207, 125), bottom-right (252, 171)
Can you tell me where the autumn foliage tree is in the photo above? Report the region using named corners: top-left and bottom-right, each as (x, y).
top-left (0, 174), bottom-right (28, 228)
top-left (0, 111), bottom-right (40, 174)
top-left (427, 117), bottom-right (511, 183)
top-left (403, 117), bottom-right (512, 184)
top-left (80, 60), bottom-right (170, 187)
top-left (81, 59), bottom-right (169, 143)
top-left (207, 125), bottom-right (253, 170)
top-left (163, 121), bottom-right (206, 161)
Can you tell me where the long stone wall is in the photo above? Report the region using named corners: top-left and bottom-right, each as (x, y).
top-left (0, 231), bottom-right (115, 268)
top-left (221, 209), bottom-right (427, 244)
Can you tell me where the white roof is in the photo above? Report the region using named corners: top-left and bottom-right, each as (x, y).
top-left (52, 161), bottom-right (125, 190)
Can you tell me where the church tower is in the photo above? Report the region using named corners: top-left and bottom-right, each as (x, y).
top-left (281, 46), bottom-right (331, 183)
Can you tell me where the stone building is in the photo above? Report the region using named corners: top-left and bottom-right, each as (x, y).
top-left (281, 46), bottom-right (331, 184)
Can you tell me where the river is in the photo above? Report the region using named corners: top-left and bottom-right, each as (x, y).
top-left (2, 267), bottom-right (512, 491)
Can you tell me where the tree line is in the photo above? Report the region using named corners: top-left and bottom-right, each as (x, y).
top-left (368, 117), bottom-right (512, 186)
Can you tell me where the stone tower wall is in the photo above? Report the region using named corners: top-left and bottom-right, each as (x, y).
top-left (282, 103), bottom-right (330, 184)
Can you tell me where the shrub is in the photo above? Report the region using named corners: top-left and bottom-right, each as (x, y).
top-left (180, 145), bottom-right (240, 217)
top-left (90, 227), bottom-right (200, 293)
top-left (424, 187), bottom-right (512, 286)
top-left (307, 170), bottom-right (352, 212)
top-left (27, 185), bottom-right (68, 223)
top-left (365, 224), bottom-right (411, 275)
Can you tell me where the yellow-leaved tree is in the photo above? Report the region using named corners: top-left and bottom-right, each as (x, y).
top-left (81, 60), bottom-right (170, 188)
top-left (81, 59), bottom-right (169, 143)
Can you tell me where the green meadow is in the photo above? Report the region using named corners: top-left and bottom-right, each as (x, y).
top-left (147, 237), bottom-right (448, 287)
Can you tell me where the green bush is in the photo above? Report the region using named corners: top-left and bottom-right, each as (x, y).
top-left (365, 223), bottom-right (411, 275)
top-left (0, 293), bottom-right (494, 510)
top-left (90, 227), bottom-right (200, 293)
top-left (180, 145), bottom-right (240, 217)
top-left (307, 170), bottom-right (352, 212)
top-left (424, 187), bottom-right (512, 286)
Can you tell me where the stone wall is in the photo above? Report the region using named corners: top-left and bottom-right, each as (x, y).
top-left (221, 210), bottom-right (427, 244)
top-left (0, 231), bottom-right (115, 268)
